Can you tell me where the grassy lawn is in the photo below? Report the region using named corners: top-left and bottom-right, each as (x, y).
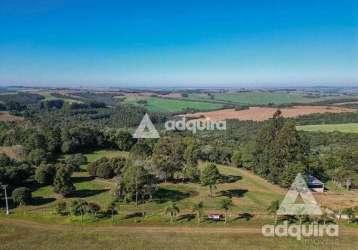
top-left (297, 123), bottom-right (358, 133)
top-left (122, 96), bottom-right (224, 112)
top-left (1, 222), bottom-right (357, 250)
top-left (188, 92), bottom-right (341, 105)
top-left (0, 221), bottom-right (356, 250)
top-left (6, 156), bottom-right (286, 226)
top-left (83, 150), bottom-right (129, 163)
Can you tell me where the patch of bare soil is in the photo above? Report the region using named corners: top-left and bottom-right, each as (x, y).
top-left (183, 106), bottom-right (357, 121)
top-left (0, 111), bottom-right (24, 123)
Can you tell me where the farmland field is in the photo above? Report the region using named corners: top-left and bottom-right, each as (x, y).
top-left (38, 91), bottom-right (83, 104)
top-left (297, 123), bottom-right (358, 133)
top-left (183, 106), bottom-right (356, 121)
top-left (122, 96), bottom-right (225, 112)
top-left (187, 91), bottom-right (345, 105)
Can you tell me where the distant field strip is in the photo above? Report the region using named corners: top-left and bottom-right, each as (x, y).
top-left (297, 123), bottom-right (358, 133)
top-left (123, 96), bottom-right (224, 112)
top-left (188, 91), bottom-right (345, 105)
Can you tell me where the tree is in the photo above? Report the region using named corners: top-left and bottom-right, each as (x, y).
top-left (12, 187), bottom-right (32, 206)
top-left (231, 150), bottom-right (242, 167)
top-left (107, 199), bottom-right (118, 223)
top-left (220, 198), bottom-right (233, 224)
top-left (192, 201), bottom-right (204, 224)
top-left (130, 140), bottom-right (152, 159)
top-left (253, 110), bottom-right (309, 187)
top-left (200, 163), bottom-right (220, 197)
top-left (53, 166), bottom-right (75, 197)
top-left (70, 199), bottom-right (88, 223)
top-left (182, 163), bottom-right (200, 182)
top-left (55, 201), bottom-right (67, 215)
top-left (87, 202), bottom-right (101, 217)
top-left (28, 149), bottom-right (49, 165)
top-left (165, 202), bottom-right (180, 223)
top-left (152, 136), bottom-right (186, 182)
top-left (35, 164), bottom-right (56, 185)
top-left (344, 208), bottom-right (355, 224)
top-left (267, 200), bottom-right (280, 224)
top-left (65, 154), bottom-right (87, 169)
top-left (113, 131), bottom-right (136, 151)
top-left (120, 160), bottom-right (155, 206)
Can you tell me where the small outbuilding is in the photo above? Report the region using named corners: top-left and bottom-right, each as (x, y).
top-left (208, 214), bottom-right (224, 221)
top-left (307, 175), bottom-right (325, 192)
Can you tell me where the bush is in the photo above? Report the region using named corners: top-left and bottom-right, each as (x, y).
top-left (12, 187), bottom-right (32, 205)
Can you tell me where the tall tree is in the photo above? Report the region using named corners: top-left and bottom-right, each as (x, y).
top-left (53, 165), bottom-right (75, 197)
top-left (192, 201), bottom-right (204, 224)
top-left (200, 163), bottom-right (220, 197)
top-left (152, 136), bottom-right (186, 182)
top-left (220, 198), bottom-right (233, 224)
top-left (165, 202), bottom-right (180, 223)
top-left (253, 110), bottom-right (309, 187)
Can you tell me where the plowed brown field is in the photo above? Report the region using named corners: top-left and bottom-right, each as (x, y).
top-left (183, 106), bottom-right (357, 121)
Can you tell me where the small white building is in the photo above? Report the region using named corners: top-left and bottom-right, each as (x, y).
top-left (208, 214), bottom-right (223, 221)
top-left (307, 175), bottom-right (325, 192)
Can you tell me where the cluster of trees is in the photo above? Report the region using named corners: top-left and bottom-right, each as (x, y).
top-left (35, 163), bottom-right (76, 197)
top-left (252, 110), bottom-right (310, 187)
top-left (87, 157), bottom-right (126, 179)
top-left (55, 199), bottom-right (118, 223)
top-left (0, 154), bottom-right (32, 187)
top-left (294, 112), bottom-right (358, 125)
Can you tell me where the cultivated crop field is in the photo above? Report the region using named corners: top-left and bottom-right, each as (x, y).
top-left (297, 123), bottom-right (358, 133)
top-left (187, 91), bottom-right (345, 105)
top-left (121, 96), bottom-right (225, 112)
top-left (183, 106), bottom-right (356, 121)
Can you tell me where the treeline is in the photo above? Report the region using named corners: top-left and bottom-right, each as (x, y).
top-left (294, 112), bottom-right (358, 125)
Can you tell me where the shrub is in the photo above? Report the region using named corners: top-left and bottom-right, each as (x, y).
top-left (12, 187), bottom-right (32, 205)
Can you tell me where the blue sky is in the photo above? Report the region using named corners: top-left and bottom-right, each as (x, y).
top-left (0, 0), bottom-right (357, 88)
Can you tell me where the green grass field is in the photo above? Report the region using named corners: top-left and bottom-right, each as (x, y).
top-left (188, 91), bottom-right (340, 105)
top-left (38, 91), bottom-right (83, 104)
top-left (297, 123), bottom-right (358, 133)
top-left (122, 96), bottom-right (224, 112)
top-left (1, 221), bottom-right (357, 250)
